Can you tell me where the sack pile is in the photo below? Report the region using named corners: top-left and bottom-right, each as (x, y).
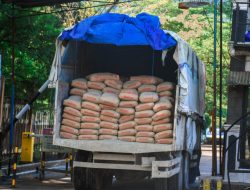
top-left (60, 79), bottom-right (88, 140)
top-left (60, 73), bottom-right (175, 144)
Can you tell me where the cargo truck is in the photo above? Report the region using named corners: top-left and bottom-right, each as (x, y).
top-left (49, 13), bottom-right (206, 190)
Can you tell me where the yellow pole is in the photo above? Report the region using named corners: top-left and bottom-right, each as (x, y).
top-left (11, 147), bottom-right (18, 188)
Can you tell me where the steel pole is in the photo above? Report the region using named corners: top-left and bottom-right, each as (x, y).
top-left (8, 6), bottom-right (15, 176)
top-left (219, 0), bottom-right (223, 176)
top-left (212, 0), bottom-right (218, 176)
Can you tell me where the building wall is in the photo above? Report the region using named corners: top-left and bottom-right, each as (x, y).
top-left (230, 55), bottom-right (246, 71)
top-left (227, 86), bottom-right (247, 123)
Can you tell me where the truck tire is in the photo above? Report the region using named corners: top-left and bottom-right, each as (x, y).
top-left (73, 150), bottom-right (91, 190)
top-left (154, 176), bottom-right (178, 190)
top-left (73, 151), bottom-right (113, 190)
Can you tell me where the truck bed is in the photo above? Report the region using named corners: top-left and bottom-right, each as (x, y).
top-left (53, 138), bottom-right (181, 154)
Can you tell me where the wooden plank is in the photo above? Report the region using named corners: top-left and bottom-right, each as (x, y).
top-left (152, 157), bottom-right (181, 168)
top-left (93, 153), bottom-right (135, 162)
top-left (152, 166), bottom-right (180, 178)
top-left (151, 157), bottom-right (181, 178)
top-left (73, 161), bottom-right (151, 171)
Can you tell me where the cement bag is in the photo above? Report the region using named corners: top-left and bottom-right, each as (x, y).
top-left (99, 128), bottom-right (118, 136)
top-left (134, 118), bottom-right (152, 125)
top-left (62, 113), bottom-right (81, 122)
top-left (81, 116), bottom-right (100, 123)
top-left (152, 110), bottom-right (171, 121)
top-left (119, 89), bottom-right (138, 101)
top-left (79, 129), bottom-right (99, 135)
top-left (139, 92), bottom-right (159, 103)
top-left (100, 104), bottom-right (116, 110)
top-left (82, 101), bottom-right (101, 112)
top-left (70, 88), bottom-right (86, 96)
top-left (119, 115), bottom-right (134, 123)
top-left (63, 96), bottom-right (81, 110)
top-left (100, 93), bottom-right (119, 107)
top-left (103, 87), bottom-right (120, 95)
top-left (138, 85), bottom-right (156, 92)
top-left (153, 98), bottom-right (173, 112)
top-left (87, 81), bottom-right (106, 90)
top-left (78, 135), bottom-right (98, 140)
top-left (88, 89), bottom-right (102, 95)
top-left (62, 119), bottom-right (80, 129)
top-left (151, 118), bottom-right (171, 125)
top-left (116, 108), bottom-right (135, 115)
top-left (123, 80), bottom-right (141, 89)
top-left (135, 103), bottom-right (154, 112)
top-left (130, 75), bottom-right (163, 85)
top-left (100, 115), bottom-right (118, 124)
top-left (87, 73), bottom-right (119, 82)
top-left (157, 82), bottom-right (175, 92)
top-left (60, 131), bottom-right (77, 139)
top-left (119, 101), bottom-right (138, 108)
top-left (118, 136), bottom-right (136, 142)
top-left (136, 137), bottom-right (154, 143)
top-left (154, 130), bottom-right (173, 140)
top-left (136, 131), bottom-right (154, 137)
top-left (155, 138), bottom-right (173, 144)
top-left (159, 96), bottom-right (175, 103)
top-left (118, 129), bottom-right (136, 137)
top-left (119, 121), bottom-right (136, 130)
top-left (81, 123), bottom-right (100, 130)
top-left (135, 110), bottom-right (154, 118)
top-left (159, 91), bottom-right (173, 98)
top-left (81, 109), bottom-right (100, 117)
top-left (61, 125), bottom-right (79, 135)
top-left (101, 110), bottom-right (120, 118)
top-left (135, 125), bottom-right (153, 132)
top-left (100, 121), bottom-right (118, 130)
top-left (83, 91), bottom-right (101, 103)
top-left (153, 123), bottom-right (173, 133)
top-left (64, 107), bottom-right (81, 117)
top-left (99, 135), bottom-right (118, 140)
top-left (104, 79), bottom-right (122, 90)
top-left (71, 78), bottom-right (87, 89)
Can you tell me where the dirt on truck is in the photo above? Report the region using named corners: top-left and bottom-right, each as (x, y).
top-left (49, 13), bottom-right (206, 190)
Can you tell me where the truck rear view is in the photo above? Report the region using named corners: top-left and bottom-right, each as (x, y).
top-left (50, 13), bottom-right (206, 190)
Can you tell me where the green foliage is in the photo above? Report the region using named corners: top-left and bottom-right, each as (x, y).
top-left (0, 3), bottom-right (103, 108)
top-left (0, 5), bottom-right (62, 107)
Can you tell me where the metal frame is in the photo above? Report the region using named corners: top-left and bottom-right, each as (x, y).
top-left (74, 154), bottom-right (182, 179)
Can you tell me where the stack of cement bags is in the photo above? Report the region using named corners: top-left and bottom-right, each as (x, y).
top-left (60, 73), bottom-right (175, 144)
top-left (60, 79), bottom-right (87, 139)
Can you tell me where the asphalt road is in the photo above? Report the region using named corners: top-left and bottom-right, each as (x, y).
top-left (0, 145), bottom-right (222, 190)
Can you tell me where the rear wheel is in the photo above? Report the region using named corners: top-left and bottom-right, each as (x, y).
top-left (73, 151), bottom-right (113, 190)
top-left (154, 176), bottom-right (178, 190)
top-left (73, 150), bottom-right (90, 190)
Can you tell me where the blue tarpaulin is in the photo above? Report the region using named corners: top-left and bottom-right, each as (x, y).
top-left (59, 13), bottom-right (177, 51)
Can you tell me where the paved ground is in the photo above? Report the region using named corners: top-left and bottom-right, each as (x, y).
top-left (0, 145), bottom-right (248, 190)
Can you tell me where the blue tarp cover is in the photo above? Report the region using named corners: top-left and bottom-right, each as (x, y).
top-left (59, 13), bottom-right (177, 50)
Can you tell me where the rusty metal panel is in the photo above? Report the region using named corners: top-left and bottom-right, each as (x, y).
top-left (228, 71), bottom-right (250, 85)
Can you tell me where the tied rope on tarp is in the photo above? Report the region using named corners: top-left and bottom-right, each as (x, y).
top-left (59, 13), bottom-right (177, 50)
